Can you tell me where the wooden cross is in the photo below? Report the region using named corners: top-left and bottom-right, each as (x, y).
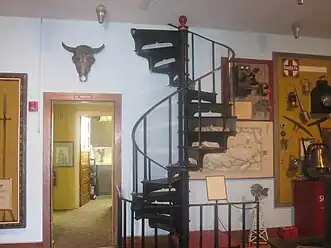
top-left (0, 90), bottom-right (11, 178)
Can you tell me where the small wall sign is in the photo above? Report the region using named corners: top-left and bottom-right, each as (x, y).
top-left (283, 59), bottom-right (299, 77)
top-left (0, 178), bottom-right (13, 210)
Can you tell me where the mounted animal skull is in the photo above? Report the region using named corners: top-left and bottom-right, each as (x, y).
top-left (62, 42), bottom-right (105, 82)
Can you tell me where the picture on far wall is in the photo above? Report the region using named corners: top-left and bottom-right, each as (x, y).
top-left (189, 121), bottom-right (274, 180)
top-left (221, 58), bottom-right (274, 121)
top-left (53, 141), bottom-right (74, 167)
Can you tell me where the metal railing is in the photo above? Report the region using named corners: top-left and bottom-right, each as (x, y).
top-left (116, 187), bottom-right (261, 248)
top-left (131, 27), bottom-right (236, 192)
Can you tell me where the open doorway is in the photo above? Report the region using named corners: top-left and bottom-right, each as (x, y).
top-left (42, 93), bottom-right (122, 248)
top-left (51, 101), bottom-right (114, 248)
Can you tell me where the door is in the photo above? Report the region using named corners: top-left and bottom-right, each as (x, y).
top-left (80, 116), bottom-right (91, 206)
top-left (80, 151), bottom-right (90, 206)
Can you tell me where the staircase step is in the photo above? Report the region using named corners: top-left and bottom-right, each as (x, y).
top-left (185, 116), bottom-right (237, 131)
top-left (187, 90), bottom-right (217, 103)
top-left (187, 130), bottom-right (236, 148)
top-left (151, 223), bottom-right (176, 233)
top-left (142, 177), bottom-right (180, 194)
top-left (136, 46), bottom-right (178, 60)
top-left (133, 203), bottom-right (179, 212)
top-left (131, 29), bottom-right (180, 53)
top-left (187, 102), bottom-right (231, 117)
top-left (148, 214), bottom-right (173, 227)
top-left (152, 62), bottom-right (178, 83)
top-left (135, 210), bottom-right (174, 221)
top-left (133, 191), bottom-right (179, 203)
top-left (185, 146), bottom-right (228, 171)
top-left (167, 163), bottom-right (188, 178)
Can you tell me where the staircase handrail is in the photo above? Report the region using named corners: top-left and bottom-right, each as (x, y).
top-left (131, 34), bottom-right (235, 170)
top-left (167, 23), bottom-right (236, 56)
top-left (131, 65), bottom-right (224, 170)
top-left (116, 185), bottom-right (133, 203)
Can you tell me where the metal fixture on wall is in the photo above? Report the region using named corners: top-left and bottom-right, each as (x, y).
top-left (292, 22), bottom-right (301, 39)
top-left (139, 0), bottom-right (154, 10)
top-left (96, 4), bottom-right (107, 24)
top-left (62, 43), bottom-right (105, 82)
top-left (297, 0), bottom-right (304, 5)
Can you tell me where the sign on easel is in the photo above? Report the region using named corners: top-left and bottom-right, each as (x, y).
top-left (0, 179), bottom-right (12, 210)
top-left (206, 176), bottom-right (227, 201)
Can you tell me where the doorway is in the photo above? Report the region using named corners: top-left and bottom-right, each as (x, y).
top-left (43, 93), bottom-right (122, 248)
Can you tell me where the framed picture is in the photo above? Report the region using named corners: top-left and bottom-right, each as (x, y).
top-left (53, 141), bottom-right (74, 167)
top-left (0, 73), bottom-right (27, 229)
top-left (221, 58), bottom-right (274, 121)
top-left (189, 121), bottom-right (273, 179)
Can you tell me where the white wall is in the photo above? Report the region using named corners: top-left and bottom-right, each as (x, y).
top-left (1, 16), bottom-right (331, 243)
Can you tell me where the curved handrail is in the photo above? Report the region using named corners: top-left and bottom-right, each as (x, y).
top-left (131, 31), bottom-right (235, 171)
top-left (116, 185), bottom-right (133, 203)
top-left (168, 24), bottom-right (236, 57)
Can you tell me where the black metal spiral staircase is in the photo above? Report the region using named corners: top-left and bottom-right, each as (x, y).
top-left (129, 17), bottom-right (237, 248)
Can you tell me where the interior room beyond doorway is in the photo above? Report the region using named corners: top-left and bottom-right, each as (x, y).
top-left (51, 100), bottom-right (114, 248)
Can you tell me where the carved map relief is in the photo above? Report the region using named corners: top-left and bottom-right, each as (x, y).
top-left (190, 121), bottom-right (274, 179)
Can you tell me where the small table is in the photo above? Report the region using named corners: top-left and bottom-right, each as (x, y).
top-left (268, 237), bottom-right (325, 248)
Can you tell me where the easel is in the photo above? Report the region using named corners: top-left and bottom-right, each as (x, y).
top-left (0, 90), bottom-right (15, 222)
top-left (206, 176), bottom-right (228, 246)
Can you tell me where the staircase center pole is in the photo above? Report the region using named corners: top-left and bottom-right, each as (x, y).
top-left (178, 15), bottom-right (190, 248)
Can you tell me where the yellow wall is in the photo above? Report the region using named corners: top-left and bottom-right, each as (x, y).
top-left (52, 102), bottom-right (114, 210)
top-left (53, 104), bottom-right (78, 210)
top-left (275, 55), bottom-right (331, 206)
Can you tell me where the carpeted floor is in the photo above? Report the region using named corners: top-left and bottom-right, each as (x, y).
top-left (53, 195), bottom-right (112, 248)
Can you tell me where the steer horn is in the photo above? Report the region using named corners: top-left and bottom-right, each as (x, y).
top-left (92, 44), bottom-right (105, 54)
top-left (61, 42), bottom-right (76, 53)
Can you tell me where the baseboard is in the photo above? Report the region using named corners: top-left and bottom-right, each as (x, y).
top-left (0, 242), bottom-right (43, 248)
top-left (125, 227), bottom-right (280, 246)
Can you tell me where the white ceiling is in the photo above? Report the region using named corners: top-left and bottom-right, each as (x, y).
top-left (2, 0), bottom-right (331, 38)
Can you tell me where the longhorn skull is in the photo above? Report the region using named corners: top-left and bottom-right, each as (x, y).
top-left (62, 42), bottom-right (105, 82)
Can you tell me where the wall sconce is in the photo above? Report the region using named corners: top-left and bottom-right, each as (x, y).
top-left (96, 4), bottom-right (107, 24)
top-left (297, 0), bottom-right (304, 5)
top-left (292, 22), bottom-right (301, 39)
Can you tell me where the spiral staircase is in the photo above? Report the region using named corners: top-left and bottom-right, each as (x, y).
top-left (129, 17), bottom-right (237, 248)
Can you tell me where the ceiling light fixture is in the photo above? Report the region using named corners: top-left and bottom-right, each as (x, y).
top-left (297, 0), bottom-right (304, 5)
top-left (292, 22), bottom-right (301, 39)
top-left (96, 4), bottom-right (107, 24)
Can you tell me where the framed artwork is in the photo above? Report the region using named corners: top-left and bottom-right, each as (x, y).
top-left (221, 58), bottom-right (274, 121)
top-left (53, 141), bottom-right (74, 167)
top-left (190, 121), bottom-right (274, 180)
top-left (0, 73), bottom-right (27, 228)
top-left (273, 52), bottom-right (331, 207)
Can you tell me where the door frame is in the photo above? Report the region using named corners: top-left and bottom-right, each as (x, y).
top-left (75, 109), bottom-right (114, 206)
top-left (43, 92), bottom-right (122, 248)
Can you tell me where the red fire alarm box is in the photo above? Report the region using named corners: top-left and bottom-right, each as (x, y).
top-left (28, 101), bottom-right (39, 112)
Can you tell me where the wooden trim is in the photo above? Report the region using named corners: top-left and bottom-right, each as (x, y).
top-left (41, 92), bottom-right (121, 248)
top-left (273, 52), bottom-right (331, 60)
top-left (272, 52), bottom-right (331, 207)
top-left (0, 243), bottom-right (43, 248)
